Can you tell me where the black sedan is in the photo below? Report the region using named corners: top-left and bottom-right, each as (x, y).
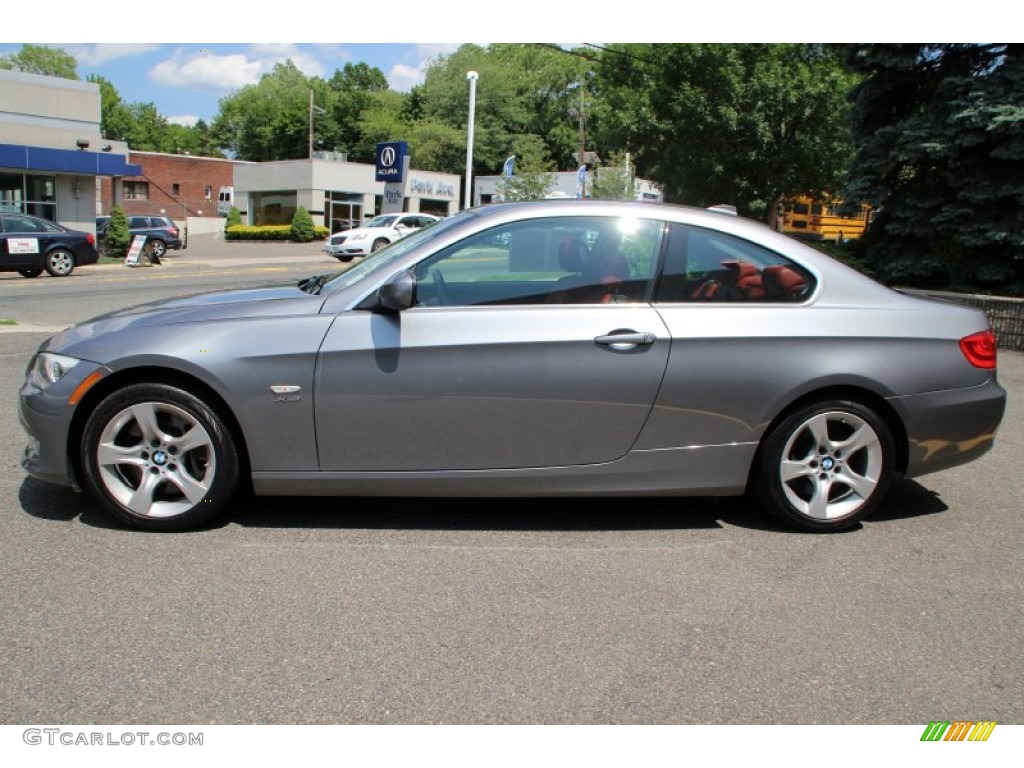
top-left (0, 212), bottom-right (99, 278)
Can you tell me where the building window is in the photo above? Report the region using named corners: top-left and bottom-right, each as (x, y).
top-left (251, 191), bottom-right (297, 226)
top-left (204, 185), bottom-right (212, 199)
top-left (172, 183), bottom-right (181, 196)
top-left (123, 181), bottom-right (149, 200)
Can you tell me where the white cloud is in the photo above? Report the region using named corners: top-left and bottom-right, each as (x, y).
top-left (149, 53), bottom-right (262, 92)
top-left (388, 63), bottom-right (427, 92)
top-left (69, 44), bottom-right (162, 67)
top-left (167, 114), bottom-right (199, 127)
top-left (147, 45), bottom-right (329, 93)
top-left (248, 43), bottom-right (326, 77)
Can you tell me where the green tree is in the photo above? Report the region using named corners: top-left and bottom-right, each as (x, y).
top-left (290, 206), bottom-right (315, 242)
top-left (213, 60), bottom-right (324, 161)
top-left (89, 75), bottom-right (134, 141)
top-left (225, 206), bottom-right (241, 228)
top-left (104, 205), bottom-right (131, 259)
top-left (495, 137), bottom-right (556, 201)
top-left (840, 44), bottom-right (1024, 292)
top-left (592, 44), bottom-right (858, 221)
top-left (416, 44), bottom-right (586, 177)
top-left (0, 44), bottom-right (78, 79)
top-left (591, 151), bottom-right (635, 201)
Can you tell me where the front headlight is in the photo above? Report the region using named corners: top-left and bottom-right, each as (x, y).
top-left (28, 352), bottom-right (81, 389)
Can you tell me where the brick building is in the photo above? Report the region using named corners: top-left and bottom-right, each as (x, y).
top-left (99, 151), bottom-right (247, 220)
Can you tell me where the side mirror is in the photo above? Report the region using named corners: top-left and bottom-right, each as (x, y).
top-left (375, 270), bottom-right (416, 313)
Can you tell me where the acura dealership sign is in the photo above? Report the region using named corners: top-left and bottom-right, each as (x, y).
top-left (375, 141), bottom-right (408, 182)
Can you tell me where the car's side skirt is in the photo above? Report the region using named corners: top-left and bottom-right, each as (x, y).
top-left (251, 442), bottom-right (758, 497)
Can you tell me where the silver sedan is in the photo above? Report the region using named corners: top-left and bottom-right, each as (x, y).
top-left (19, 200), bottom-right (1007, 532)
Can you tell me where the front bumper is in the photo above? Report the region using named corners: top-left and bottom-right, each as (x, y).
top-left (19, 359), bottom-right (109, 489)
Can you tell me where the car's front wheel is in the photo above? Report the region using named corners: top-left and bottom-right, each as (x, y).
top-left (754, 400), bottom-right (894, 532)
top-left (81, 383), bottom-right (239, 531)
top-left (44, 249), bottom-right (75, 277)
top-left (371, 238), bottom-right (389, 253)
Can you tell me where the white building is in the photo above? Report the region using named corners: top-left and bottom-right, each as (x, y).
top-left (472, 170), bottom-right (664, 207)
top-left (234, 153), bottom-right (461, 233)
top-left (0, 68), bottom-right (138, 232)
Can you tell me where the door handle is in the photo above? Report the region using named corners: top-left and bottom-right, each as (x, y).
top-left (594, 331), bottom-right (657, 350)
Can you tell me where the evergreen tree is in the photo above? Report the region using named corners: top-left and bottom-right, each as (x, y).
top-left (841, 44), bottom-right (1024, 293)
top-left (290, 206), bottom-right (315, 242)
top-left (104, 205), bottom-right (131, 258)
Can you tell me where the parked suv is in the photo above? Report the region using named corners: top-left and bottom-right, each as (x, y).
top-left (97, 215), bottom-right (182, 257)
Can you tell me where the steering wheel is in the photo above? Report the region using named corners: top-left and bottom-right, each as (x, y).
top-left (432, 270), bottom-right (450, 306)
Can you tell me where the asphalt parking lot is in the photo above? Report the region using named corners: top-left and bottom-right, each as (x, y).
top-left (0, 252), bottom-right (1021, 726)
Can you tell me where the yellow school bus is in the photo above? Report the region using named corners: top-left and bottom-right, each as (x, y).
top-left (779, 195), bottom-right (872, 242)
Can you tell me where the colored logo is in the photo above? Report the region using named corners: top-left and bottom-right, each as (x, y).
top-left (920, 721), bottom-right (996, 741)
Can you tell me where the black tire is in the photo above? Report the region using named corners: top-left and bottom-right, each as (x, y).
top-left (337, 255), bottom-right (353, 263)
top-left (148, 238), bottom-right (167, 258)
top-left (81, 383), bottom-right (239, 531)
top-left (19, 268), bottom-right (43, 278)
top-left (44, 249), bottom-right (75, 277)
top-left (753, 399), bottom-right (894, 532)
top-left (371, 238), bottom-right (389, 253)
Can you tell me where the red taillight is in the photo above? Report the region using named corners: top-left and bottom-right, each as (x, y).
top-left (167, 227), bottom-right (178, 236)
top-left (960, 330), bottom-right (997, 369)
top-left (86, 233), bottom-right (95, 245)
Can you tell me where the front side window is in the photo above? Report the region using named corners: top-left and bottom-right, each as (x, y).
top-left (655, 224), bottom-right (816, 303)
top-left (412, 216), bottom-right (663, 307)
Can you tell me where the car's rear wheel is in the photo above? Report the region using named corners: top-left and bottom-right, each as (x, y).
top-left (371, 238), bottom-right (389, 253)
top-left (44, 249), bottom-right (75, 277)
top-left (148, 239), bottom-right (167, 258)
top-left (81, 383), bottom-right (239, 531)
top-left (19, 268), bottom-right (43, 278)
top-left (754, 400), bottom-right (894, 532)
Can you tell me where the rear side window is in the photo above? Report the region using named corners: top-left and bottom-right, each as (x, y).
top-left (655, 224), bottom-right (816, 303)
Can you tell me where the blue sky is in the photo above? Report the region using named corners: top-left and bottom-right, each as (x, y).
top-left (6, 43), bottom-right (466, 126)
top-left (6, 3), bottom-right (968, 129)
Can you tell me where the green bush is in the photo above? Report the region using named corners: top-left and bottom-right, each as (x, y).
top-left (290, 206), bottom-right (316, 242)
top-left (103, 205), bottom-right (131, 258)
top-left (224, 224), bottom-right (329, 241)
top-left (225, 206), bottom-right (241, 229)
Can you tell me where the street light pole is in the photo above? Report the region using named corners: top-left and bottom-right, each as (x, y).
top-left (464, 70), bottom-right (479, 210)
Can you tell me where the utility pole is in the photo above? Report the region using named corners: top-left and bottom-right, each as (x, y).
top-left (308, 89), bottom-right (325, 159)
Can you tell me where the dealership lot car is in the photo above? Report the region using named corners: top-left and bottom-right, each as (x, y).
top-left (97, 215), bottom-right (182, 258)
top-left (20, 200), bottom-right (1006, 532)
top-left (1, 213), bottom-right (98, 277)
top-left (323, 213), bottom-right (439, 261)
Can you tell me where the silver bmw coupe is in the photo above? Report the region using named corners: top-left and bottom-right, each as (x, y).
top-left (20, 200), bottom-right (1007, 532)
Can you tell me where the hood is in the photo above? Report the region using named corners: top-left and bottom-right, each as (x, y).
top-left (41, 281), bottom-right (326, 355)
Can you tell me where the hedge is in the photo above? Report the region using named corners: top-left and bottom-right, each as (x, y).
top-left (225, 224), bottom-right (329, 241)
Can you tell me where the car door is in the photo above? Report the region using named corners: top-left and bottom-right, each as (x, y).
top-left (0, 214), bottom-right (49, 270)
top-left (314, 215), bottom-right (671, 472)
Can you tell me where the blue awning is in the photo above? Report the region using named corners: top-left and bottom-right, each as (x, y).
top-left (0, 143), bottom-right (142, 177)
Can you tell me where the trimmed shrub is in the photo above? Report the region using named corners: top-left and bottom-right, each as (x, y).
top-left (225, 206), bottom-right (241, 229)
top-left (290, 206), bottom-right (316, 242)
top-left (103, 205), bottom-right (131, 258)
top-left (225, 224), bottom-right (328, 241)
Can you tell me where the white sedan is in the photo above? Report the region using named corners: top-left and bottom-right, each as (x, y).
top-left (323, 213), bottom-right (440, 261)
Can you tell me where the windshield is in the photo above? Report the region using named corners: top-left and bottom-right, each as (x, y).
top-left (320, 213), bottom-right (466, 293)
top-left (363, 215), bottom-right (398, 229)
